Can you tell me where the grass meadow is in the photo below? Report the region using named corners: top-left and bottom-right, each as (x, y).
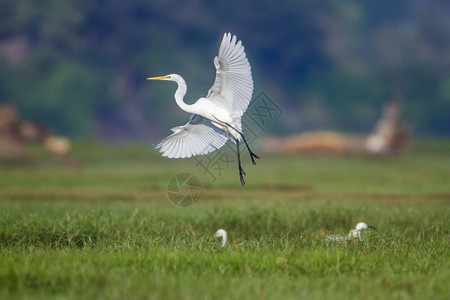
top-left (0, 140), bottom-right (449, 299)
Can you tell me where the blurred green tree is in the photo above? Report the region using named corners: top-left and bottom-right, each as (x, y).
top-left (0, 0), bottom-right (448, 137)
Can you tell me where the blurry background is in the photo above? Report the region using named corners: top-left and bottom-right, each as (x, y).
top-left (0, 0), bottom-right (449, 142)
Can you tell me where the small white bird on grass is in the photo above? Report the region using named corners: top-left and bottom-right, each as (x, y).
top-left (325, 222), bottom-right (376, 242)
top-left (214, 229), bottom-right (227, 247)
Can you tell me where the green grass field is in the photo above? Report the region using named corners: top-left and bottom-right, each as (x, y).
top-left (0, 140), bottom-right (449, 299)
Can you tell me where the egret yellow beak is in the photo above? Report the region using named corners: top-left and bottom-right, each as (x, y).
top-left (147, 75), bottom-right (170, 80)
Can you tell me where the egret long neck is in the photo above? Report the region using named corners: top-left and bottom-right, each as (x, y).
top-left (173, 77), bottom-right (196, 114)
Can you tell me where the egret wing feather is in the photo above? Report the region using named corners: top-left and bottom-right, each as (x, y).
top-left (207, 33), bottom-right (253, 118)
top-left (154, 114), bottom-right (229, 158)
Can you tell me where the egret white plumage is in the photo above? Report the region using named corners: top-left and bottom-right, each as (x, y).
top-left (214, 229), bottom-right (227, 247)
top-left (325, 222), bottom-right (376, 241)
top-left (147, 33), bottom-right (259, 186)
top-left (347, 222), bottom-right (376, 239)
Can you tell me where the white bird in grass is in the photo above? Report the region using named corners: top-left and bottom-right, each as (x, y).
top-left (214, 229), bottom-right (227, 247)
top-left (325, 222), bottom-right (376, 241)
top-left (147, 33), bottom-right (259, 186)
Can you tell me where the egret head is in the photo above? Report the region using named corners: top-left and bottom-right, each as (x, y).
top-left (355, 222), bottom-right (376, 231)
top-left (147, 74), bottom-right (186, 88)
top-left (147, 74), bottom-right (183, 82)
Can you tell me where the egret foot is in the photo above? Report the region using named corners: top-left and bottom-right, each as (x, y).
top-left (239, 167), bottom-right (246, 186)
top-left (250, 152), bottom-right (260, 165)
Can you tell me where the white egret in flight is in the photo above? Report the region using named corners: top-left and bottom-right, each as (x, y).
top-left (214, 229), bottom-right (227, 247)
top-left (148, 33), bottom-right (259, 185)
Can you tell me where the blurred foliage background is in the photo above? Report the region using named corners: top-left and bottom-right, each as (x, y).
top-left (0, 0), bottom-right (449, 140)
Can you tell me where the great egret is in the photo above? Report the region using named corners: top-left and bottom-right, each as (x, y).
top-left (347, 222), bottom-right (376, 239)
top-left (147, 33), bottom-right (259, 186)
top-left (214, 229), bottom-right (227, 247)
top-left (325, 222), bottom-right (376, 241)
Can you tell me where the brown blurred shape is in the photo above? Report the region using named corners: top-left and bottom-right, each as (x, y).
top-left (262, 100), bottom-right (410, 155)
top-left (263, 131), bottom-right (362, 155)
top-left (0, 104), bottom-right (71, 161)
top-left (365, 100), bottom-right (410, 154)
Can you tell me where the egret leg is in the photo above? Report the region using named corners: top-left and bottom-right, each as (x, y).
top-left (220, 125), bottom-right (246, 186)
top-left (224, 121), bottom-right (260, 165)
top-left (238, 133), bottom-right (260, 165)
top-left (236, 140), bottom-right (246, 186)
top-left (212, 117), bottom-right (260, 165)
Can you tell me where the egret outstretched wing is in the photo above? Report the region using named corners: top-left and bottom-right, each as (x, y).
top-left (207, 33), bottom-right (253, 118)
top-left (154, 114), bottom-right (229, 158)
